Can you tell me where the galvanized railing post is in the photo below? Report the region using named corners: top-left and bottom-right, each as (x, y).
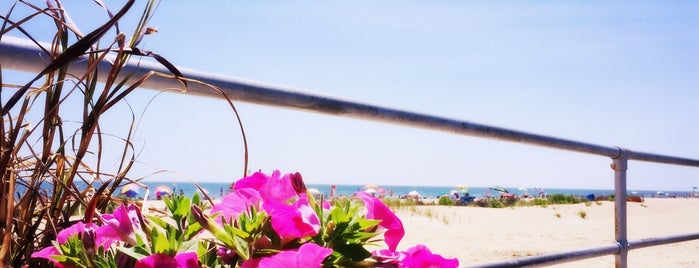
top-left (612, 148), bottom-right (629, 268)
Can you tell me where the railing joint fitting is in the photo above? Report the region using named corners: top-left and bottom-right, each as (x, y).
top-left (611, 146), bottom-right (631, 160)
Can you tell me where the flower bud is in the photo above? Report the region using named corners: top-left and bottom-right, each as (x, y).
top-left (290, 172), bottom-right (307, 195)
top-left (117, 253), bottom-right (137, 267)
top-left (216, 246), bottom-right (237, 265)
top-left (190, 206), bottom-right (211, 230)
top-left (79, 228), bottom-right (96, 260)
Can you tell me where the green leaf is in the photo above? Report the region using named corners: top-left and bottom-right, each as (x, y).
top-left (151, 229), bottom-right (173, 255)
top-left (334, 243), bottom-right (372, 262)
top-left (192, 192), bottom-right (201, 207)
top-left (184, 221), bottom-right (203, 239)
top-left (117, 246), bottom-right (149, 261)
top-left (356, 218), bottom-right (381, 230)
top-left (178, 239), bottom-right (199, 254)
top-left (146, 214), bottom-right (170, 229)
top-left (174, 197), bottom-right (192, 221)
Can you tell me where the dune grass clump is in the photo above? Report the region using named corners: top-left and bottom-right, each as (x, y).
top-left (438, 196), bottom-right (455, 206)
top-left (0, 1), bottom-right (248, 266)
top-left (547, 194), bottom-right (588, 205)
top-left (442, 215), bottom-right (450, 225)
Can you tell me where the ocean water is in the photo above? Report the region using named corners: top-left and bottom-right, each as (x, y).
top-left (26, 179), bottom-right (693, 200)
top-left (132, 181), bottom-right (694, 200)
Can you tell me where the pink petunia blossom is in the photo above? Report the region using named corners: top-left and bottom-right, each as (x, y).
top-left (134, 252), bottom-right (199, 268)
top-left (264, 196), bottom-right (320, 239)
top-left (400, 244), bottom-right (459, 268)
top-left (234, 170), bottom-right (298, 204)
top-left (322, 200), bottom-right (332, 210)
top-left (31, 222), bottom-right (114, 266)
top-left (372, 248), bottom-right (402, 266)
top-left (247, 243), bottom-right (332, 268)
top-left (210, 188), bottom-right (262, 223)
top-left (31, 246), bottom-right (66, 267)
top-left (357, 191), bottom-right (405, 252)
top-left (101, 203), bottom-right (146, 245)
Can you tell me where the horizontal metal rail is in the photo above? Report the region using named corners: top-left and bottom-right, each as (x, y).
top-left (2, 36), bottom-right (698, 167)
top-left (470, 232), bottom-right (699, 268)
top-left (471, 243), bottom-right (621, 268)
top-left (2, 36), bottom-right (699, 267)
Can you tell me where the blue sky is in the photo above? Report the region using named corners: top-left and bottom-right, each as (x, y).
top-left (3, 1), bottom-right (698, 190)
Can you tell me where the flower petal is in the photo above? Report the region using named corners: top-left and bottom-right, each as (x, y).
top-left (264, 196), bottom-right (320, 239)
top-left (101, 204), bottom-right (146, 245)
top-left (211, 188), bottom-right (262, 223)
top-left (400, 244), bottom-right (459, 268)
top-left (235, 170), bottom-right (297, 204)
top-left (134, 252), bottom-right (199, 268)
top-left (30, 246), bottom-right (60, 263)
top-left (358, 191), bottom-right (405, 251)
top-left (256, 243), bottom-right (332, 268)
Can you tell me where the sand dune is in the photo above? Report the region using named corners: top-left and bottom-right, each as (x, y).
top-left (143, 197), bottom-right (699, 266)
top-left (394, 198), bottom-right (699, 267)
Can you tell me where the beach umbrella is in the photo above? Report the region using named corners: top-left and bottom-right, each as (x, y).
top-left (155, 185), bottom-right (171, 197)
top-left (407, 190), bottom-right (420, 197)
top-left (489, 186), bottom-right (509, 193)
top-left (376, 188), bottom-right (387, 196)
top-left (308, 188), bottom-right (321, 196)
top-left (121, 184), bottom-right (139, 198)
top-left (364, 188), bottom-right (377, 194)
top-left (455, 185), bottom-right (469, 190)
top-left (518, 187), bottom-right (528, 192)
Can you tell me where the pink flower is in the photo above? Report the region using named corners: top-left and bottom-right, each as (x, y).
top-left (243, 243), bottom-right (332, 268)
top-left (31, 246), bottom-right (65, 267)
top-left (234, 170), bottom-right (297, 204)
top-left (322, 200), bottom-right (331, 210)
top-left (264, 196), bottom-right (320, 239)
top-left (400, 244), bottom-right (459, 268)
top-left (210, 188), bottom-right (262, 223)
top-left (372, 249), bottom-right (402, 266)
top-left (373, 245), bottom-right (459, 268)
top-left (134, 252), bottom-right (199, 268)
top-left (357, 191), bottom-right (405, 251)
top-left (31, 222), bottom-right (115, 266)
top-left (289, 172), bottom-right (307, 195)
top-left (101, 203), bottom-right (146, 245)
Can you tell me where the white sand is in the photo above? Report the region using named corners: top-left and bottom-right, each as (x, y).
top-left (141, 198), bottom-right (699, 266)
top-left (393, 198), bottom-right (699, 267)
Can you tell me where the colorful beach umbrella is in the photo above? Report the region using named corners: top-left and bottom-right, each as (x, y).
top-left (121, 184), bottom-right (139, 198)
top-left (308, 188), bottom-right (321, 195)
top-left (489, 186), bottom-right (509, 193)
top-left (155, 185), bottom-right (171, 197)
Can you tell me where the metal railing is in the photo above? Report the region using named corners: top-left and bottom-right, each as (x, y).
top-left (2, 36), bottom-right (698, 267)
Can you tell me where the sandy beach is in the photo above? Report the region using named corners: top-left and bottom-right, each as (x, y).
top-left (142, 197), bottom-right (699, 267)
top-left (393, 198), bottom-right (699, 267)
